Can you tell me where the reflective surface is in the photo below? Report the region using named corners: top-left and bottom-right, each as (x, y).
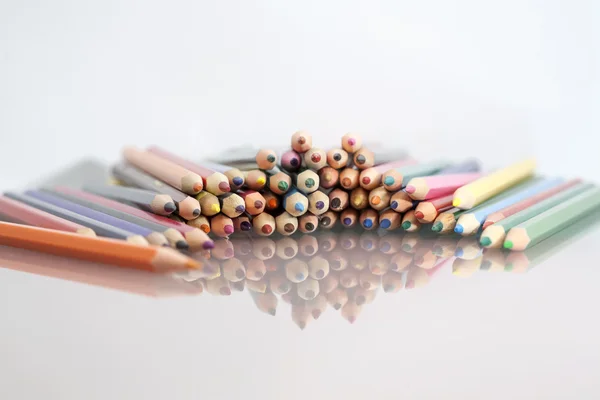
top-left (1, 215), bottom-right (600, 399)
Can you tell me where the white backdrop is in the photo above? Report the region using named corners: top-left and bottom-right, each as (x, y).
top-left (0, 0), bottom-right (598, 189)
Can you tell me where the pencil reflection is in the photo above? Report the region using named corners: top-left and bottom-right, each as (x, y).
top-left (1, 212), bottom-right (598, 328)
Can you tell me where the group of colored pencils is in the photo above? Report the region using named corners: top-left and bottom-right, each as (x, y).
top-left (0, 130), bottom-right (596, 274)
top-left (3, 213), bottom-right (593, 328)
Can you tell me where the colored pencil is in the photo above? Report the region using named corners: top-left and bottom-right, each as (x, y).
top-left (252, 212), bottom-right (276, 236)
top-left (111, 163), bottom-right (201, 220)
top-left (327, 287), bottom-right (348, 310)
top-left (298, 235), bottom-right (319, 256)
top-left (83, 184), bottom-right (176, 215)
top-left (431, 207), bottom-right (465, 234)
top-left (368, 186), bottom-right (391, 211)
top-left (382, 271), bottom-right (404, 293)
top-left (147, 146), bottom-right (231, 195)
top-left (262, 191), bottom-right (280, 212)
top-left (503, 186), bottom-right (600, 251)
top-left (249, 290), bottom-right (278, 316)
top-left (405, 172), bottom-right (482, 200)
top-left (210, 214), bottom-right (235, 238)
top-left (482, 179), bottom-right (582, 229)
top-left (0, 222), bottom-right (203, 272)
top-left (352, 148), bottom-right (375, 170)
top-left (237, 189), bottom-right (265, 215)
top-left (291, 131), bottom-right (313, 153)
top-left (291, 301), bottom-right (312, 330)
top-left (294, 169), bottom-right (320, 194)
top-left (0, 196), bottom-right (96, 237)
top-left (326, 148), bottom-right (349, 169)
top-left (187, 215), bottom-right (211, 234)
top-left (122, 147), bottom-right (203, 195)
top-left (255, 149), bottom-right (278, 170)
top-left (298, 213), bottom-right (318, 233)
top-left (402, 210), bottom-right (421, 232)
top-left (308, 255), bottom-right (330, 280)
top-left (350, 187), bottom-right (369, 210)
top-left (339, 168), bottom-right (360, 190)
top-left (454, 237), bottom-right (483, 260)
top-left (245, 258), bottom-right (267, 281)
top-left (307, 294), bottom-right (328, 319)
top-left (222, 258), bottom-right (246, 282)
top-left (232, 214), bottom-right (253, 233)
top-left (319, 210), bottom-right (339, 229)
top-left (379, 208), bottom-right (402, 230)
top-left (382, 160), bottom-right (450, 192)
top-left (280, 150), bottom-right (303, 172)
top-left (414, 194), bottom-right (454, 223)
top-left (340, 208), bottom-right (359, 228)
top-left (268, 170), bottom-right (292, 195)
top-left (357, 209), bottom-right (377, 230)
top-left (243, 169), bottom-right (268, 191)
top-left (285, 259), bottom-right (309, 283)
top-left (307, 190), bottom-right (330, 216)
top-left (359, 159), bottom-right (417, 191)
top-left (218, 192), bottom-right (246, 218)
top-left (196, 161), bottom-right (246, 191)
top-left (304, 148), bottom-right (328, 171)
top-left (453, 158), bottom-right (536, 209)
top-left (454, 178), bottom-right (563, 236)
top-left (341, 133), bottom-right (362, 154)
top-left (318, 167), bottom-right (340, 189)
top-left (480, 183), bottom-right (593, 248)
top-left (195, 191), bottom-right (220, 216)
top-left (47, 187), bottom-right (190, 250)
top-left (6, 192), bottom-right (148, 245)
top-left (28, 189), bottom-right (169, 246)
top-left (275, 211), bottom-right (299, 235)
top-left (329, 188), bottom-right (349, 211)
top-left (390, 191), bottom-right (416, 213)
top-left (282, 188), bottom-right (308, 217)
top-left (341, 300), bottom-right (362, 324)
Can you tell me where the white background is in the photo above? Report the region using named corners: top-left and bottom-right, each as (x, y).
top-left (1, 0), bottom-right (598, 189)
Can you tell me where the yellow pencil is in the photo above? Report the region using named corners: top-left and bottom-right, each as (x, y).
top-left (452, 159), bottom-right (536, 209)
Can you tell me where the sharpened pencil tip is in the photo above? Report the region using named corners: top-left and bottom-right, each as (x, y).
top-left (305, 178), bottom-right (315, 188)
top-left (193, 183), bottom-right (203, 192)
top-left (294, 202), bottom-right (304, 212)
top-left (453, 198), bottom-right (461, 207)
top-left (402, 221), bottom-right (411, 230)
top-left (312, 310), bottom-right (321, 319)
top-left (193, 208), bottom-right (201, 217)
top-left (362, 177), bottom-right (370, 185)
top-left (405, 185), bottom-right (416, 194)
top-left (380, 219), bottom-right (391, 229)
top-left (480, 237), bottom-right (492, 247)
top-left (414, 211), bottom-right (424, 219)
top-left (164, 202), bottom-right (176, 213)
top-left (235, 205), bottom-right (245, 212)
top-left (504, 240), bottom-right (513, 249)
top-left (232, 177), bottom-right (243, 186)
top-left (185, 260), bottom-right (201, 269)
top-left (432, 222), bottom-right (442, 232)
top-left (363, 219), bottom-right (373, 228)
top-left (383, 176), bottom-right (394, 186)
top-left (240, 221), bottom-right (252, 231)
top-left (176, 241), bottom-right (189, 250)
top-left (454, 225), bottom-right (464, 234)
top-left (202, 241), bottom-right (215, 250)
top-left (223, 225), bottom-right (234, 234)
top-left (218, 182), bottom-right (231, 192)
top-left (347, 316), bottom-right (356, 324)
top-left (268, 308), bottom-right (277, 316)
top-left (266, 154), bottom-right (276, 163)
top-left (390, 201), bottom-right (398, 210)
top-left (257, 177), bottom-right (266, 185)
top-left (371, 196), bottom-right (381, 205)
top-left (211, 204), bottom-right (220, 213)
top-left (278, 181), bottom-right (289, 191)
top-left (261, 225), bottom-right (273, 234)
top-left (455, 248), bottom-right (464, 257)
top-left (254, 200), bottom-right (263, 209)
top-left (343, 218), bottom-right (351, 226)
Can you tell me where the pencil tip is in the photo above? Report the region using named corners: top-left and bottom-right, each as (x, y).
top-left (218, 182), bottom-right (231, 192)
top-left (211, 204), bottom-right (220, 213)
top-left (185, 260), bottom-right (201, 269)
top-left (455, 248), bottom-right (464, 257)
top-left (224, 225), bottom-right (234, 234)
top-left (232, 177), bottom-right (244, 186)
top-left (480, 237), bottom-right (492, 247)
top-left (504, 240), bottom-right (513, 249)
top-left (268, 308), bottom-right (277, 316)
top-left (176, 241), bottom-right (189, 250)
top-left (414, 211), bottom-right (424, 219)
top-left (390, 201), bottom-right (398, 210)
top-left (312, 309), bottom-right (322, 319)
top-left (402, 221), bottom-right (411, 230)
top-left (164, 202), bottom-right (176, 213)
top-left (202, 241), bottom-right (215, 250)
top-left (295, 203), bottom-right (305, 212)
top-left (432, 222), bottom-right (442, 232)
top-left (454, 225), bottom-right (464, 234)
top-left (193, 183), bottom-right (203, 192)
top-left (257, 177), bottom-right (266, 185)
top-left (220, 287), bottom-right (231, 296)
top-left (363, 219), bottom-right (373, 228)
top-left (405, 185), bottom-right (416, 194)
top-left (342, 218), bottom-right (351, 226)
top-left (383, 176), bottom-right (394, 186)
top-left (453, 198), bottom-right (461, 207)
top-left (254, 200), bottom-right (264, 209)
top-left (235, 205), bottom-right (245, 212)
top-left (347, 316), bottom-right (356, 324)
top-left (371, 196), bottom-right (381, 205)
top-left (278, 182), bottom-right (289, 191)
top-left (193, 208), bottom-right (201, 217)
top-left (333, 303), bottom-right (342, 310)
top-left (380, 219), bottom-right (391, 229)
top-left (235, 269), bottom-right (245, 279)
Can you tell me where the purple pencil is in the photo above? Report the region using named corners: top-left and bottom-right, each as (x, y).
top-left (25, 190), bottom-right (168, 246)
top-left (280, 150), bottom-right (303, 172)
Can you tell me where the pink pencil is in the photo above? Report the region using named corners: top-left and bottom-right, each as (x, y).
top-left (359, 158), bottom-right (418, 191)
top-left (482, 179), bottom-right (582, 229)
top-left (404, 173), bottom-right (482, 200)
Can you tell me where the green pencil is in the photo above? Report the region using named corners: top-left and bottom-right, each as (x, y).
top-left (503, 186), bottom-right (600, 251)
top-left (480, 182), bottom-right (594, 248)
top-left (431, 207), bottom-right (467, 234)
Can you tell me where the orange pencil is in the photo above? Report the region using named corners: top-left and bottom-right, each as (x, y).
top-left (122, 147), bottom-right (203, 195)
top-left (0, 222), bottom-right (204, 272)
top-left (339, 168), bottom-right (360, 190)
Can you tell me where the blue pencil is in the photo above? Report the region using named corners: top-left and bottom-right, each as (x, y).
top-left (454, 177), bottom-right (565, 235)
top-left (282, 188), bottom-right (308, 217)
